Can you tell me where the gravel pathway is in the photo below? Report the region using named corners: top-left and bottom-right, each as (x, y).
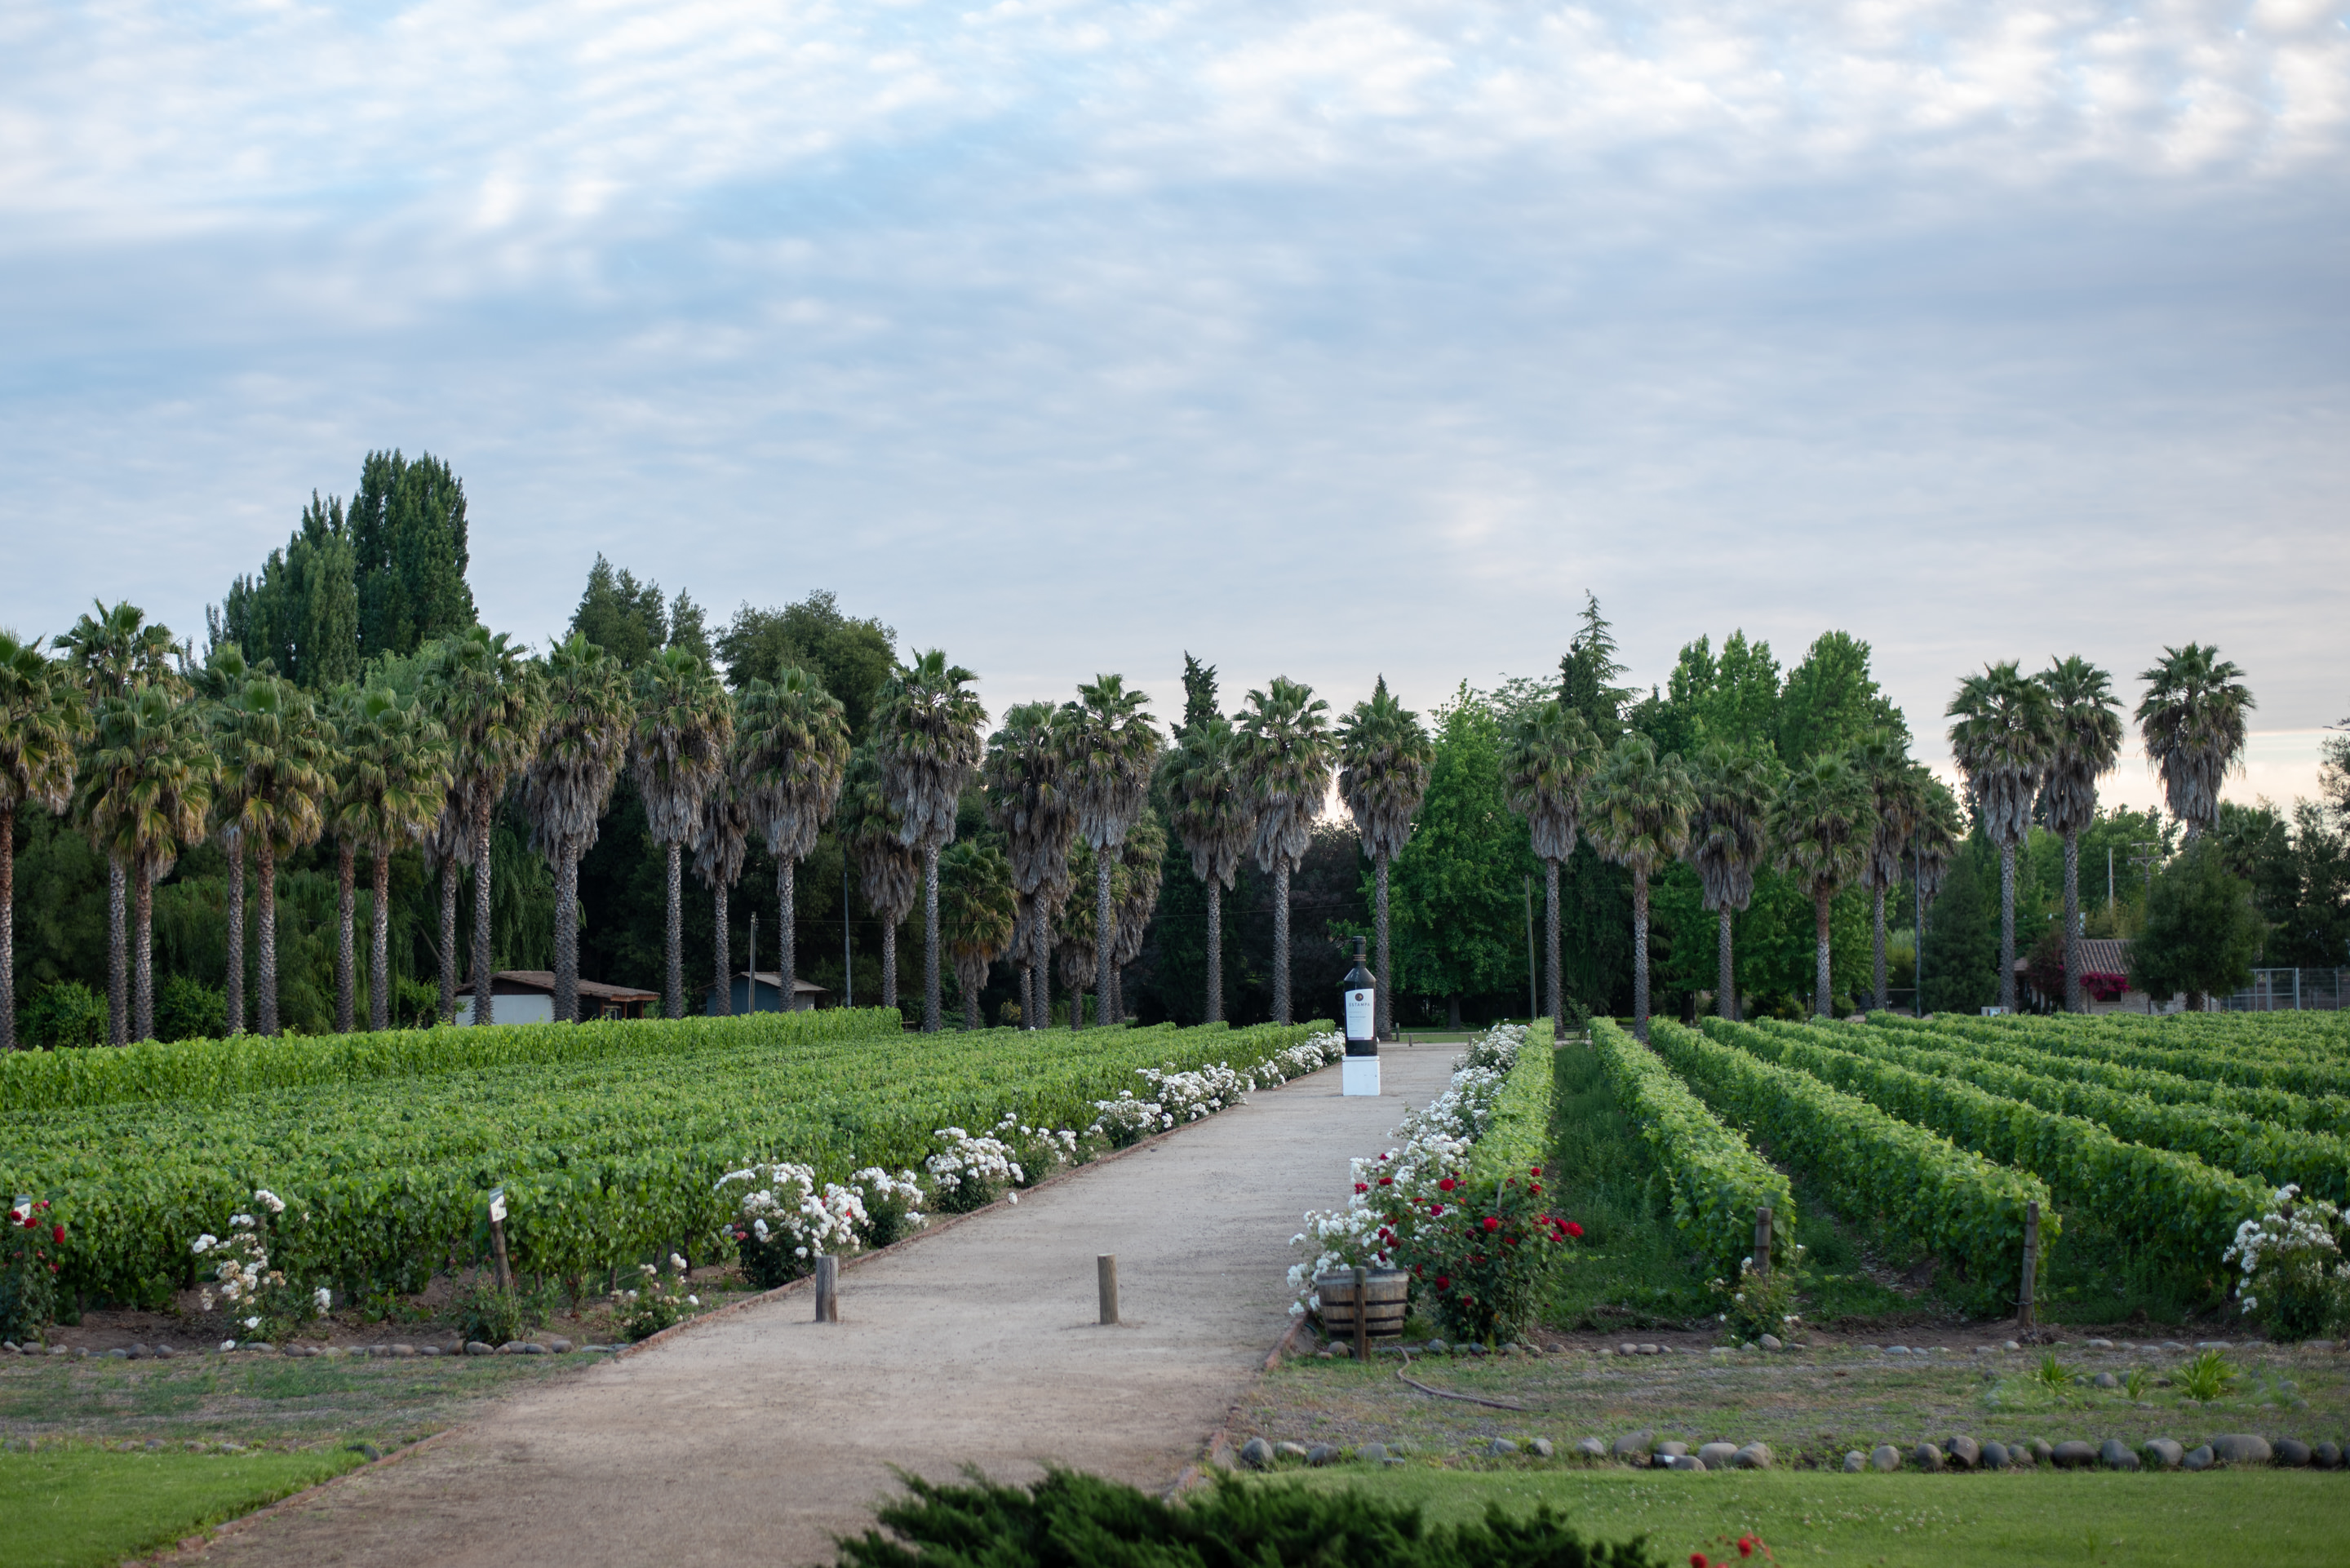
top-left (198, 1040), bottom-right (1462, 1568)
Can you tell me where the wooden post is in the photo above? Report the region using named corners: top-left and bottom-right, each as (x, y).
top-left (2017, 1200), bottom-right (2039, 1328)
top-left (488, 1188), bottom-right (512, 1293)
top-left (1754, 1207), bottom-right (1773, 1278)
top-left (1097, 1255), bottom-right (1120, 1326)
top-left (814, 1254), bottom-right (839, 1322)
top-left (1352, 1265), bottom-right (1369, 1363)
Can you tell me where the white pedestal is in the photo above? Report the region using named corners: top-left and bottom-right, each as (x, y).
top-left (1341, 1055), bottom-right (1381, 1096)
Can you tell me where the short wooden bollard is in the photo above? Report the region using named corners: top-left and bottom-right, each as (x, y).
top-left (1097, 1255), bottom-right (1120, 1326)
top-left (1754, 1207), bottom-right (1773, 1277)
top-left (488, 1188), bottom-right (512, 1293)
top-left (2017, 1200), bottom-right (2040, 1328)
top-left (814, 1254), bottom-right (840, 1323)
top-left (1352, 1266), bottom-right (1369, 1363)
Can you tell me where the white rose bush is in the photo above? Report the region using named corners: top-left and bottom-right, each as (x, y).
top-left (2224, 1184), bottom-right (2350, 1340)
top-left (188, 1189), bottom-right (328, 1343)
top-left (719, 1163), bottom-right (870, 1287)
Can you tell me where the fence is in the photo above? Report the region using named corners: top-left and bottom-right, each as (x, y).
top-left (2219, 968), bottom-right (2348, 1012)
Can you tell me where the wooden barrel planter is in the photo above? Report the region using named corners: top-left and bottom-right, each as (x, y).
top-left (1315, 1269), bottom-right (1408, 1340)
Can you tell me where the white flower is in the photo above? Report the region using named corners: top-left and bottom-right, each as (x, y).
top-left (192, 1234), bottom-right (218, 1256)
top-left (669, 1253), bottom-right (687, 1273)
top-left (795, 1247), bottom-right (809, 1259)
top-left (221, 1340), bottom-right (237, 1351)
top-left (244, 1316), bottom-right (261, 1330)
top-left (314, 1287), bottom-right (333, 1313)
top-left (254, 1189), bottom-right (286, 1215)
top-left (686, 1295), bottom-right (699, 1306)
top-left (229, 1214), bottom-right (255, 1229)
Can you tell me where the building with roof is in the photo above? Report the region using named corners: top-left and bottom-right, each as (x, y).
top-left (454, 971), bottom-right (660, 1025)
top-left (706, 971), bottom-right (832, 1015)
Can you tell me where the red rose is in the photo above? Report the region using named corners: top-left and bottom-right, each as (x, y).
top-left (1437, 1177), bottom-right (1456, 1193)
top-left (1377, 1176), bottom-right (1392, 1186)
top-left (1691, 1555), bottom-right (1708, 1567)
top-left (20, 1216), bottom-right (33, 1230)
top-left (1737, 1538), bottom-right (1755, 1557)
top-left (1528, 1166), bottom-right (1541, 1177)
top-left (1429, 1204), bottom-right (1444, 1216)
top-left (1354, 1182), bottom-right (1369, 1194)
top-left (1566, 1221), bottom-right (1583, 1238)
top-left (1483, 1216), bottom-right (1501, 1232)
top-left (1435, 1276), bottom-right (1450, 1289)
top-left (51, 1225), bottom-right (64, 1244)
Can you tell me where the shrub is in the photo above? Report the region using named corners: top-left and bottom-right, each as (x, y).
top-left (926, 1127), bottom-right (1023, 1213)
top-left (0, 1199), bottom-right (65, 1344)
top-left (717, 1163), bottom-right (866, 1287)
top-left (1709, 1255), bottom-right (1802, 1345)
top-left (614, 1255), bottom-right (697, 1341)
top-left (154, 975), bottom-right (226, 1043)
top-left (849, 1168), bottom-right (928, 1250)
top-left (190, 1190), bottom-right (328, 1343)
top-left (2224, 1185), bottom-right (2350, 1340)
top-left (1412, 1164), bottom-right (1580, 1343)
top-left (451, 1278), bottom-right (554, 1345)
top-left (21, 981), bottom-right (104, 1049)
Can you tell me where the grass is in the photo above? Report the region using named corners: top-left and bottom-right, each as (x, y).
top-left (1261, 1466), bottom-right (2350, 1566)
top-left (0, 1442), bottom-right (365, 1568)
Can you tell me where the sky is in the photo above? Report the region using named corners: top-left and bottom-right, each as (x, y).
top-left (4, 0), bottom-right (2346, 812)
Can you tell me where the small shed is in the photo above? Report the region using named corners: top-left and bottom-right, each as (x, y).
top-left (707, 971), bottom-right (831, 1015)
top-left (454, 971), bottom-right (660, 1025)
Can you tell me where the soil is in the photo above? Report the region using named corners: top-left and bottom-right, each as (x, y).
top-left (157, 1042), bottom-right (1466, 1568)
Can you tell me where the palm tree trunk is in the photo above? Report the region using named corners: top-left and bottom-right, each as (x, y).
top-left (1205, 879), bottom-right (1224, 1025)
top-left (1998, 840), bottom-right (2017, 1012)
top-left (884, 920), bottom-right (900, 1012)
top-left (963, 975), bottom-right (981, 1032)
top-left (553, 849), bottom-right (579, 1022)
top-left (1071, 986), bottom-right (1084, 1031)
top-left (2063, 829), bottom-right (2083, 1013)
top-left (712, 880), bottom-right (731, 1015)
top-left (369, 852), bottom-right (392, 1031)
top-left (133, 861), bottom-right (154, 1042)
top-left (437, 861), bottom-right (459, 1023)
top-left (224, 828), bottom-right (245, 1035)
top-left (107, 857), bottom-right (127, 1044)
top-left (1544, 857), bottom-right (1562, 1033)
top-left (1870, 885), bottom-right (1887, 1013)
top-left (1372, 858), bottom-right (1390, 1040)
top-left (1631, 868), bottom-right (1652, 1043)
top-left (1813, 890), bottom-right (1833, 1018)
top-left (1272, 857), bottom-right (1292, 1025)
top-left (1094, 850), bottom-right (1114, 1021)
top-left (1110, 965), bottom-right (1123, 1025)
top-left (335, 841), bottom-right (357, 1034)
top-left (922, 844), bottom-right (942, 1034)
top-left (256, 839), bottom-right (279, 1036)
top-left (0, 804), bottom-right (14, 1050)
top-left (778, 855), bottom-right (797, 1016)
top-left (472, 796), bottom-right (495, 1026)
top-left (1029, 901), bottom-right (1045, 1028)
top-left (665, 839), bottom-right (684, 1020)
top-left (1717, 906), bottom-right (1736, 1021)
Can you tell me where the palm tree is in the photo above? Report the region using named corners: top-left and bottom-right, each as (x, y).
top-left (423, 800), bottom-right (468, 1024)
top-left (2135, 643), bottom-right (2253, 843)
top-left (1235, 676), bottom-right (1332, 1025)
top-left (1853, 733), bottom-right (1923, 1012)
top-left (78, 686), bottom-right (215, 1040)
top-left (1501, 698), bottom-right (1597, 1034)
top-left (874, 651), bottom-right (985, 1034)
top-left (1910, 771), bottom-right (1962, 1016)
top-left (1055, 840), bottom-right (1111, 1028)
top-left (55, 600), bottom-right (180, 1043)
top-left (735, 668), bottom-right (851, 1021)
top-left (0, 631), bottom-right (86, 1051)
top-left (522, 635), bottom-right (634, 1024)
top-left (1337, 678), bottom-right (1431, 1040)
top-left (193, 646), bottom-right (254, 1034)
top-left (1108, 809), bottom-right (1167, 1021)
top-left (2040, 656), bottom-right (2124, 1012)
top-left (939, 839), bottom-right (1016, 1030)
top-left (1947, 662), bottom-right (2055, 1012)
top-left (427, 627), bottom-right (543, 1026)
top-left (226, 675), bottom-right (334, 1034)
top-left (1586, 735), bottom-right (1696, 1041)
top-left (632, 646), bottom-right (733, 1018)
top-left (333, 684), bottom-right (450, 1032)
top-left (1159, 716), bottom-right (1253, 1025)
top-left (842, 742), bottom-right (920, 1012)
top-left (1059, 675), bottom-right (1160, 1023)
top-left (691, 776), bottom-right (751, 1014)
top-left (1686, 741), bottom-right (1773, 1021)
top-left (1770, 751), bottom-right (1878, 1019)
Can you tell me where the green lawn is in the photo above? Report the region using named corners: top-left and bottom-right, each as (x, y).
top-left (1268, 1466), bottom-right (2350, 1567)
top-left (0, 1442), bottom-right (364, 1568)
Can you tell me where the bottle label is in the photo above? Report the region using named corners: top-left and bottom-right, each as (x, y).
top-left (1345, 989), bottom-right (1373, 1042)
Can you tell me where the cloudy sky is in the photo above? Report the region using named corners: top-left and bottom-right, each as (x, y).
top-left (4, 0), bottom-right (2345, 808)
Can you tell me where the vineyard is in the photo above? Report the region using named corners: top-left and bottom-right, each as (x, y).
top-left (1588, 1010), bottom-right (2350, 1320)
top-left (0, 1011), bottom-right (1336, 1311)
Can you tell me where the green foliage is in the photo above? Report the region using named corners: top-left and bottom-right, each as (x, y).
top-left (153, 975), bottom-right (224, 1043)
top-left (2131, 839), bottom-right (2267, 1004)
top-left (1587, 1018), bottom-right (1793, 1277)
top-left (1665, 630), bottom-right (1783, 755)
top-left (1465, 1024), bottom-right (1554, 1183)
top-left (570, 553), bottom-right (686, 670)
top-left (1910, 1011), bottom-right (2350, 1101)
top-left (832, 1467), bottom-right (1663, 1568)
top-left (2177, 1347), bottom-right (2238, 1402)
top-left (1918, 831), bottom-right (2003, 1012)
top-left (451, 1278), bottom-right (554, 1345)
top-left (1776, 631), bottom-right (1908, 762)
top-left (1386, 690), bottom-right (1537, 1003)
top-left (2030, 1350), bottom-right (2077, 1393)
top-left (0, 1200), bottom-right (64, 1342)
top-left (1557, 592), bottom-right (1632, 744)
top-left (20, 980), bottom-right (106, 1048)
top-left (1709, 1256), bottom-right (1800, 1344)
top-left (716, 591), bottom-right (898, 742)
top-left (1655, 1018), bottom-right (2052, 1304)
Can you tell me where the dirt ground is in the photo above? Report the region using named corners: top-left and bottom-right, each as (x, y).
top-left (162, 1043), bottom-right (1464, 1568)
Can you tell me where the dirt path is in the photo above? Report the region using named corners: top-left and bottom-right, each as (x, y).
top-left (198, 1041), bottom-right (1462, 1568)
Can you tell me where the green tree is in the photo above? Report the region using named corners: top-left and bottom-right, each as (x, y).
top-left (717, 593), bottom-right (897, 741)
top-left (193, 646), bottom-right (256, 1033)
top-left (1501, 699), bottom-right (1598, 1034)
top-left (213, 494), bottom-right (362, 690)
top-left (571, 555), bottom-right (672, 670)
top-left (1338, 678), bottom-right (1432, 1040)
top-left (224, 675), bottom-right (335, 1034)
top-left (1919, 829), bottom-right (1999, 1012)
top-left (1159, 717), bottom-right (1252, 1025)
top-left (1769, 751), bottom-right (1878, 1018)
top-left (1558, 593), bottom-right (1631, 743)
top-left (2040, 656), bottom-right (2125, 1011)
top-left (939, 840), bottom-right (1017, 1030)
top-left (2136, 643), bottom-right (2254, 844)
top-left (847, 742), bottom-right (923, 1014)
top-left (690, 774), bottom-right (751, 1013)
top-left (2131, 839), bottom-right (2265, 1008)
top-left (0, 631), bottom-right (86, 1051)
top-left (348, 450), bottom-right (475, 662)
top-left (736, 669), bottom-right (852, 1020)
top-left (1777, 631), bottom-right (1907, 764)
top-left (1948, 661), bottom-right (2055, 1012)
top-left (1235, 675), bottom-right (1333, 1025)
top-left (1686, 742), bottom-right (1775, 1020)
top-left (1178, 653), bottom-right (1221, 740)
top-left (1386, 690), bottom-right (1534, 1024)
top-left (521, 636), bottom-right (633, 1023)
top-left (874, 653), bottom-right (984, 1034)
top-left (632, 646), bottom-right (733, 1017)
top-left (332, 684), bottom-right (449, 1031)
top-left (1061, 675), bottom-right (1159, 1025)
top-left (76, 685), bottom-right (215, 1042)
top-left (1586, 734), bottom-right (1696, 1039)
top-left (427, 626), bottom-right (543, 1025)
top-left (1853, 735), bottom-right (1924, 1011)
top-left (1109, 810), bottom-right (1166, 1021)
top-left (1666, 631), bottom-right (1783, 754)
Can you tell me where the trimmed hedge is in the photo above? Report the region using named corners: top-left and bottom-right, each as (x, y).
top-left (1652, 1019), bottom-right (2050, 1300)
top-left (1585, 1018), bottom-right (1792, 1277)
top-left (1899, 1013), bottom-right (2350, 1101)
top-left (1467, 1020), bottom-right (1555, 1185)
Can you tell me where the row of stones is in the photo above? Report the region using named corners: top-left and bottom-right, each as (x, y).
top-left (2, 1338), bottom-right (625, 1359)
top-left (1851, 1433), bottom-right (2341, 1472)
top-left (1315, 1338), bottom-right (1546, 1359)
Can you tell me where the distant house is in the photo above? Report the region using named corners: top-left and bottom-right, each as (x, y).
top-left (2015, 938), bottom-right (2175, 1014)
top-left (706, 971), bottom-right (832, 1016)
top-left (454, 971), bottom-right (660, 1025)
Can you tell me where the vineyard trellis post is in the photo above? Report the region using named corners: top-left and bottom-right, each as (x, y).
top-left (2017, 1200), bottom-right (2040, 1328)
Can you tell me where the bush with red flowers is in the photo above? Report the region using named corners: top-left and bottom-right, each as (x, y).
top-left (0, 1198), bottom-right (64, 1343)
top-left (1411, 1164), bottom-right (1581, 1343)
